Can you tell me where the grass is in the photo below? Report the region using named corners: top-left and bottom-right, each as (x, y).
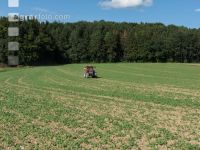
top-left (0, 63), bottom-right (200, 149)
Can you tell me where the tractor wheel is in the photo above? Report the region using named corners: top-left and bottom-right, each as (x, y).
top-left (84, 73), bottom-right (87, 78)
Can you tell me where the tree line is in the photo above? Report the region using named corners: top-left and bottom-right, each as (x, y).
top-left (0, 17), bottom-right (200, 65)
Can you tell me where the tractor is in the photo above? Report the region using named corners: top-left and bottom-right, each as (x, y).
top-left (84, 65), bottom-right (97, 78)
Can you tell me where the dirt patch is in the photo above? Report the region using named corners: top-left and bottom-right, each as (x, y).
top-left (80, 143), bottom-right (93, 149)
top-left (32, 119), bottom-right (88, 137)
top-left (188, 64), bottom-right (200, 67)
top-left (137, 136), bottom-right (150, 150)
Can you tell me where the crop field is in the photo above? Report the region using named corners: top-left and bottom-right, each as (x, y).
top-left (0, 63), bottom-right (200, 150)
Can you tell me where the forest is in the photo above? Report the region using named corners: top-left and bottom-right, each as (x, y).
top-left (0, 17), bottom-right (200, 65)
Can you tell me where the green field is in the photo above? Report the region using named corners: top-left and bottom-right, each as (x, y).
top-left (0, 63), bottom-right (200, 150)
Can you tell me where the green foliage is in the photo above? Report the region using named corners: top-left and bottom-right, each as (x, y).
top-left (0, 18), bottom-right (200, 65)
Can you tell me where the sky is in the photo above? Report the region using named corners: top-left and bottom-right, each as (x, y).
top-left (0, 0), bottom-right (200, 28)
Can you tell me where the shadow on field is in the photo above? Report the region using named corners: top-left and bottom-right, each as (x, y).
top-left (95, 76), bottom-right (102, 79)
top-left (85, 76), bottom-right (102, 79)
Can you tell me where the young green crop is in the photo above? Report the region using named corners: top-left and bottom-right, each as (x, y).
top-left (0, 63), bottom-right (200, 149)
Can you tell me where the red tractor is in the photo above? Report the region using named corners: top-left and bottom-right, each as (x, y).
top-left (84, 65), bottom-right (97, 78)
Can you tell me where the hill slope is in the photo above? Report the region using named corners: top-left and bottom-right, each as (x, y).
top-left (0, 64), bottom-right (200, 149)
